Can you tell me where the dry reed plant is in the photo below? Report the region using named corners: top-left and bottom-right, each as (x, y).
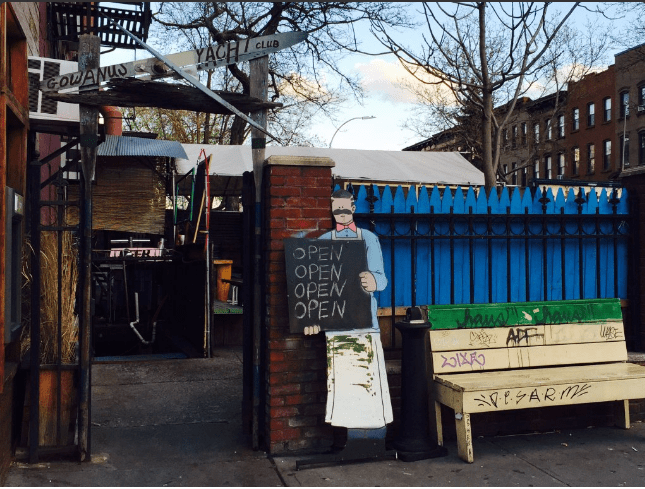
top-left (20, 224), bottom-right (79, 365)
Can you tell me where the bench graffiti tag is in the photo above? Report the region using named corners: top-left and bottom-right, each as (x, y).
top-left (473, 383), bottom-right (592, 408)
top-left (468, 330), bottom-right (496, 348)
top-left (600, 324), bottom-right (623, 340)
top-left (455, 308), bottom-right (511, 328)
top-left (441, 351), bottom-right (486, 369)
top-left (505, 327), bottom-right (545, 346)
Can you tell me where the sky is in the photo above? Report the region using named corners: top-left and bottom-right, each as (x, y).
top-left (100, 2), bottom-right (634, 152)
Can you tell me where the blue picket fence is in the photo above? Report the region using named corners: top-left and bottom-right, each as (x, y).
top-left (348, 185), bottom-right (631, 310)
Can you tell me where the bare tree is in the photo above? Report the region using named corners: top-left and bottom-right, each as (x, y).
top-left (371, 2), bottom-right (609, 189)
top-left (151, 2), bottom-right (411, 145)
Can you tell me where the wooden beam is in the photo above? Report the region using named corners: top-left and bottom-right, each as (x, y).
top-left (43, 79), bottom-right (283, 114)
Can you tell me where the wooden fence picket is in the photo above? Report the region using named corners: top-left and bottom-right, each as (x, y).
top-left (346, 183), bottom-right (629, 317)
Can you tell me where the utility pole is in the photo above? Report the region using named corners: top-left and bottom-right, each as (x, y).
top-left (249, 55), bottom-right (268, 450)
top-left (77, 33), bottom-right (100, 463)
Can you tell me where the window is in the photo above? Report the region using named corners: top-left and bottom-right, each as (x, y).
top-left (512, 162), bottom-right (517, 185)
top-left (545, 119), bottom-right (552, 140)
top-left (545, 155), bottom-right (552, 179)
top-left (640, 132), bottom-right (645, 166)
top-left (503, 128), bottom-right (508, 145)
top-left (603, 97), bottom-right (611, 122)
top-left (620, 91), bottom-right (629, 118)
top-left (587, 102), bottom-right (595, 127)
top-left (573, 147), bottom-right (580, 175)
top-left (558, 153), bottom-right (565, 176)
top-left (534, 159), bottom-right (540, 179)
top-left (639, 86), bottom-right (645, 112)
top-left (521, 166), bottom-right (527, 187)
top-left (521, 122), bottom-right (527, 145)
top-left (603, 139), bottom-right (611, 170)
top-left (533, 123), bottom-right (540, 143)
top-left (572, 108), bottom-right (580, 131)
top-left (512, 125), bottom-right (518, 148)
top-left (620, 134), bottom-right (630, 168)
top-left (587, 143), bottom-right (595, 174)
top-left (557, 114), bottom-right (565, 138)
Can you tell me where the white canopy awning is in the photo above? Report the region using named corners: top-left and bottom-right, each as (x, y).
top-left (176, 145), bottom-right (484, 187)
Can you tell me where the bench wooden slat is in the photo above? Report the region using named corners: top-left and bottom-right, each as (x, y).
top-left (434, 362), bottom-right (645, 391)
top-left (436, 375), bottom-right (645, 414)
top-left (429, 321), bottom-right (625, 352)
top-left (427, 299), bottom-right (622, 329)
top-left (432, 341), bottom-right (627, 374)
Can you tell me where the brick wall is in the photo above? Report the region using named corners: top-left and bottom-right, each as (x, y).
top-left (262, 155), bottom-right (336, 454)
top-left (567, 66), bottom-right (617, 180)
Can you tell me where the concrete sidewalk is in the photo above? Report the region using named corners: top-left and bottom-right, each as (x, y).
top-left (4, 351), bottom-right (645, 487)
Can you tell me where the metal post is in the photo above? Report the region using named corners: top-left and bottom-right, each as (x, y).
top-left (78, 33), bottom-right (100, 462)
top-left (393, 318), bottom-right (447, 462)
top-left (250, 55), bottom-right (268, 449)
top-left (28, 150), bottom-right (41, 464)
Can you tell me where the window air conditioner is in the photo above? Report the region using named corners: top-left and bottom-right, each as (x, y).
top-left (28, 57), bottom-right (79, 123)
top-left (638, 105), bottom-right (645, 113)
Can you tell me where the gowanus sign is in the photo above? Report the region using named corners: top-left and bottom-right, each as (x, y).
top-left (41, 31), bottom-right (307, 92)
top-left (284, 238), bottom-right (372, 334)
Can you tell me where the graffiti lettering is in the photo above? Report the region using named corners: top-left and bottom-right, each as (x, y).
top-left (560, 383), bottom-right (591, 400)
top-left (534, 305), bottom-right (588, 325)
top-left (441, 351), bottom-right (486, 369)
top-left (456, 308), bottom-right (511, 328)
top-left (473, 384), bottom-right (593, 408)
top-left (600, 325), bottom-right (622, 341)
top-left (505, 327), bottom-right (545, 346)
top-left (469, 330), bottom-right (496, 348)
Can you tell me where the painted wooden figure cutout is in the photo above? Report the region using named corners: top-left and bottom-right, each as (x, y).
top-left (305, 189), bottom-right (393, 435)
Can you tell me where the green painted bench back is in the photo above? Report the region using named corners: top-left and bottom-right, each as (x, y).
top-left (426, 298), bottom-right (622, 330)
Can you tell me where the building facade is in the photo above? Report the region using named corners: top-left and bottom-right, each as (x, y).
top-left (1, 2), bottom-right (39, 482)
top-left (566, 66), bottom-right (617, 182)
top-left (615, 44), bottom-right (645, 172)
top-left (404, 46), bottom-right (645, 188)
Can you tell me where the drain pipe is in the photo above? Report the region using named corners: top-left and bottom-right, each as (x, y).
top-left (99, 106), bottom-right (123, 136)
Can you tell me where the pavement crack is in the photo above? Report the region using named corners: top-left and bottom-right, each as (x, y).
top-left (267, 455), bottom-right (289, 487)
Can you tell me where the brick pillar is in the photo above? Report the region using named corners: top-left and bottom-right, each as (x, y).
top-left (262, 155), bottom-right (336, 454)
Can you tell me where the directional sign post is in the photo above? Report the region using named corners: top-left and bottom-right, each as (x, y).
top-left (41, 32), bottom-right (308, 92)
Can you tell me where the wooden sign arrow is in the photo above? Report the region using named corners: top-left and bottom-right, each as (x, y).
top-left (40, 31), bottom-right (308, 92)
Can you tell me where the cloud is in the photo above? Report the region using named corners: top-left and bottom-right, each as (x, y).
top-left (354, 58), bottom-right (452, 105)
top-left (354, 58), bottom-right (425, 103)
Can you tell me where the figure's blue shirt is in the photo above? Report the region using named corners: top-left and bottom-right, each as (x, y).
top-left (318, 227), bottom-right (387, 331)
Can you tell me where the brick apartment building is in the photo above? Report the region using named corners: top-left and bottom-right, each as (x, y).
top-left (615, 44), bottom-right (645, 171)
top-left (404, 44), bottom-right (645, 188)
top-left (566, 65), bottom-right (617, 182)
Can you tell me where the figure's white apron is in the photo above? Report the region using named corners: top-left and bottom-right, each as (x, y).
top-left (324, 332), bottom-right (393, 428)
top-left (324, 228), bottom-right (393, 428)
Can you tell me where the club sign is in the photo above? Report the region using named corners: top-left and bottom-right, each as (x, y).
top-left (41, 31), bottom-right (308, 92)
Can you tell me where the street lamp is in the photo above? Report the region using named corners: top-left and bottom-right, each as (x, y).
top-left (329, 116), bottom-right (376, 148)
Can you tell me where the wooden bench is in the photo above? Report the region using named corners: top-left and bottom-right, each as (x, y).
top-left (426, 298), bottom-right (645, 463)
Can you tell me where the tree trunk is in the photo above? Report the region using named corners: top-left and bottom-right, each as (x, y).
top-left (229, 115), bottom-right (247, 145)
top-left (479, 3), bottom-right (496, 191)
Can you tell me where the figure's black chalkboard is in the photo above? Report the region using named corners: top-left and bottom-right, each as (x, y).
top-left (284, 238), bottom-right (372, 333)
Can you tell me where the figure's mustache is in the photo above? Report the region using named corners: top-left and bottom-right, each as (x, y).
top-left (333, 209), bottom-right (353, 216)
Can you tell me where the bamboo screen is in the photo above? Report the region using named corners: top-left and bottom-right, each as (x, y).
top-left (68, 157), bottom-right (166, 235)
